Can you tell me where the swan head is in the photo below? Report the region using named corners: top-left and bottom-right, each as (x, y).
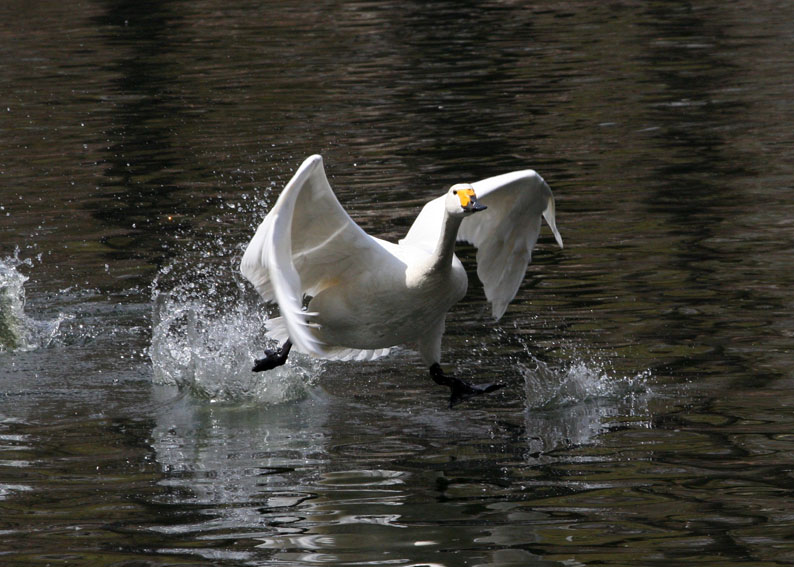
top-left (445, 184), bottom-right (487, 217)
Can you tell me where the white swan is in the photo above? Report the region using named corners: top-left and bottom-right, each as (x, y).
top-left (241, 155), bottom-right (562, 405)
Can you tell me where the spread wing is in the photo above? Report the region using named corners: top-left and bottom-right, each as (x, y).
top-left (459, 169), bottom-right (563, 319)
top-left (240, 155), bottom-right (390, 357)
top-left (400, 169), bottom-right (561, 320)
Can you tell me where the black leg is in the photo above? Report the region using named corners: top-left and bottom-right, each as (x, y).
top-left (253, 340), bottom-right (292, 372)
top-left (429, 363), bottom-right (505, 407)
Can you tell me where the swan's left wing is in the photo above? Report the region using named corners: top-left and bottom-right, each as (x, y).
top-left (458, 169), bottom-right (563, 320)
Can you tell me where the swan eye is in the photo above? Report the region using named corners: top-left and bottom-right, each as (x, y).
top-left (452, 190), bottom-right (457, 195)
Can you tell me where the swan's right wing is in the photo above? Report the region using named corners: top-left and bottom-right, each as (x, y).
top-left (241, 155), bottom-right (390, 357)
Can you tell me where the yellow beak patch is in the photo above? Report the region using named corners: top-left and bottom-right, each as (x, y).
top-left (456, 188), bottom-right (477, 208)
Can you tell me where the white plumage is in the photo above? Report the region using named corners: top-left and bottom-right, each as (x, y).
top-left (240, 155), bottom-right (562, 403)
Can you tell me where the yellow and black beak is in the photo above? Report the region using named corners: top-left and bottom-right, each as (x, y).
top-left (456, 187), bottom-right (487, 212)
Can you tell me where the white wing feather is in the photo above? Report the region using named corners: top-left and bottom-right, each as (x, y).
top-left (460, 169), bottom-right (562, 319)
top-left (403, 169), bottom-right (562, 321)
top-left (240, 155), bottom-right (391, 357)
top-left (263, 316), bottom-right (391, 362)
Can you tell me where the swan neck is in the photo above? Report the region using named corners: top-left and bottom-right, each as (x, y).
top-left (432, 212), bottom-right (463, 270)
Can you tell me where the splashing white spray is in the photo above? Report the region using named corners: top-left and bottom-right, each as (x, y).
top-left (524, 354), bottom-right (651, 410)
top-left (0, 253), bottom-right (64, 352)
top-left (521, 352), bottom-right (652, 456)
top-left (148, 261), bottom-right (323, 404)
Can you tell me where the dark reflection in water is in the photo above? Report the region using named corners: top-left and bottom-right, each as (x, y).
top-left (89, 0), bottom-right (191, 267)
top-left (1, 1), bottom-right (794, 566)
top-left (632, 4), bottom-right (761, 383)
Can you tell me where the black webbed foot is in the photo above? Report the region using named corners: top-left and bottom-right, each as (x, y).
top-left (429, 363), bottom-right (505, 408)
top-left (252, 340), bottom-right (292, 372)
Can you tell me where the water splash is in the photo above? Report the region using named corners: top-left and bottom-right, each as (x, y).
top-left (0, 253), bottom-right (65, 353)
top-left (522, 353), bottom-right (652, 457)
top-left (524, 354), bottom-right (651, 410)
top-left (149, 260), bottom-right (323, 404)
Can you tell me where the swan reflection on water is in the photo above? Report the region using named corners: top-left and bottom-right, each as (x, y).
top-left (146, 345), bottom-right (651, 564)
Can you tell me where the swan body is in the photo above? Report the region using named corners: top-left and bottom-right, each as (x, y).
top-left (241, 155), bottom-right (562, 404)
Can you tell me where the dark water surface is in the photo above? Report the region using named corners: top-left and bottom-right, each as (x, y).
top-left (2, 1), bottom-right (794, 565)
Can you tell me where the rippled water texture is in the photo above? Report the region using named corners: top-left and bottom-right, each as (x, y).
top-left (2, 1), bottom-right (794, 565)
